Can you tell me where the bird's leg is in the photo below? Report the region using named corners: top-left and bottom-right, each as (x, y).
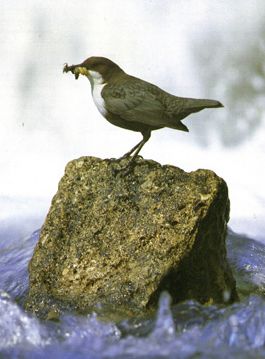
top-left (119, 138), bottom-right (145, 159)
top-left (119, 131), bottom-right (151, 173)
top-left (113, 131), bottom-right (151, 175)
top-left (120, 130), bottom-right (151, 162)
top-left (128, 131), bottom-right (151, 163)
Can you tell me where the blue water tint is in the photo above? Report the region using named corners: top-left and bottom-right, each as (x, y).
top-left (1, 227), bottom-right (265, 358)
top-left (0, 228), bottom-right (39, 303)
top-left (227, 229), bottom-right (265, 297)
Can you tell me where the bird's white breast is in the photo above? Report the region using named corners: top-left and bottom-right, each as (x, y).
top-left (89, 70), bottom-right (107, 117)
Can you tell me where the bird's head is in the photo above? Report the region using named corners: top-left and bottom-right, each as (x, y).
top-left (63, 56), bottom-right (124, 85)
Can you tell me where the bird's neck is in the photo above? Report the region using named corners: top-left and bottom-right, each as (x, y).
top-left (87, 70), bottom-right (105, 90)
top-left (87, 68), bottom-right (126, 89)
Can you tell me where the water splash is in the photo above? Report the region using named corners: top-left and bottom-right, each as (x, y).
top-left (0, 291), bottom-right (44, 349)
top-left (150, 291), bottom-right (176, 340)
top-left (1, 229), bottom-right (265, 358)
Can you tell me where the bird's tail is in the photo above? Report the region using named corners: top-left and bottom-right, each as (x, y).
top-left (183, 98), bottom-right (223, 113)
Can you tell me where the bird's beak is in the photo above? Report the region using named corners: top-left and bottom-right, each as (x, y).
top-left (63, 63), bottom-right (89, 79)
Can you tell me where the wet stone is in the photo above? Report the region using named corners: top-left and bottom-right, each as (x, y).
top-left (25, 156), bottom-right (238, 319)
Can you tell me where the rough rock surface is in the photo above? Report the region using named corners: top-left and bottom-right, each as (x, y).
top-left (25, 156), bottom-right (238, 318)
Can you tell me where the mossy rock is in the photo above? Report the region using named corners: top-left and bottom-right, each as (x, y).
top-left (25, 156), bottom-right (238, 319)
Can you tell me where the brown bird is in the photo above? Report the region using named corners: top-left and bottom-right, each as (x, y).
top-left (63, 57), bottom-right (223, 164)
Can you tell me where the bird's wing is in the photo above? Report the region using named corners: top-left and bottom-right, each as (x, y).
top-left (102, 80), bottom-right (166, 127)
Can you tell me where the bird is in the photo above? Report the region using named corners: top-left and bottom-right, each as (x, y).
top-left (63, 56), bottom-right (223, 165)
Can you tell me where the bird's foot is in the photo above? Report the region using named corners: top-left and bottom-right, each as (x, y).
top-left (118, 154), bottom-right (144, 164)
top-left (118, 152), bottom-right (132, 160)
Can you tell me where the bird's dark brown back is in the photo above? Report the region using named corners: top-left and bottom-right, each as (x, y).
top-left (102, 72), bottom-right (223, 132)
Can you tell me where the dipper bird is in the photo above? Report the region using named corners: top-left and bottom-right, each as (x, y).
top-left (63, 57), bottom-right (223, 164)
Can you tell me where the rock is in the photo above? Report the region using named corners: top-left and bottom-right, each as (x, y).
top-left (25, 156), bottom-right (238, 318)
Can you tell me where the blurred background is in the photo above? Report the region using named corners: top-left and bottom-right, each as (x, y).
top-left (1, 0), bottom-right (264, 240)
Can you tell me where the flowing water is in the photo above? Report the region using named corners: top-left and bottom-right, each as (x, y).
top-left (1, 226), bottom-right (265, 358)
top-left (1, 1), bottom-right (265, 357)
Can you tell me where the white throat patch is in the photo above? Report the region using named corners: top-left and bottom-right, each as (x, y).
top-left (89, 71), bottom-right (107, 117)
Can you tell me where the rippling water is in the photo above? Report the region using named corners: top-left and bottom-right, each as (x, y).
top-left (1, 226), bottom-right (265, 358)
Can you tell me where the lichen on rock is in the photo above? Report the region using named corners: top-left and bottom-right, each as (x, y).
top-left (25, 156), bottom-right (238, 318)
